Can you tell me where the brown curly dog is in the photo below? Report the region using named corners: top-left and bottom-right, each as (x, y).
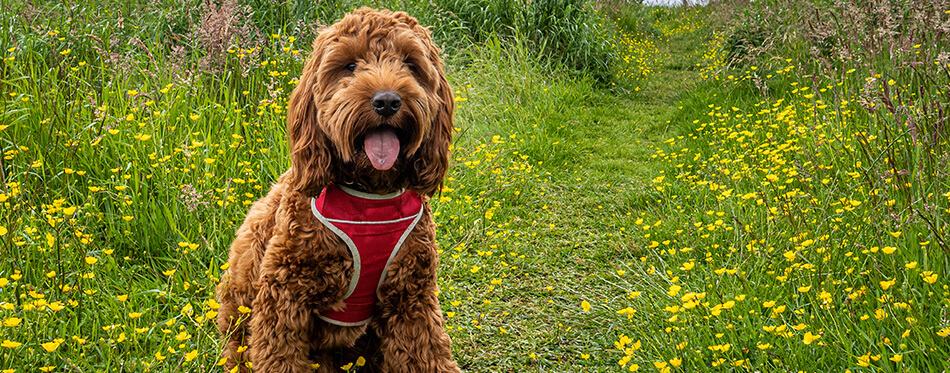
top-left (216, 8), bottom-right (459, 373)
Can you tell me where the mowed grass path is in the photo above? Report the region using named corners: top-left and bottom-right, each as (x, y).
top-left (435, 33), bottom-right (707, 371)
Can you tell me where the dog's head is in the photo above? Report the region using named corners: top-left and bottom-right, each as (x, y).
top-left (286, 8), bottom-right (453, 197)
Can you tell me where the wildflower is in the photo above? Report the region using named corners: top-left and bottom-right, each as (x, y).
top-left (879, 279), bottom-right (896, 290)
top-left (2, 318), bottom-right (21, 327)
top-left (803, 332), bottom-right (821, 344)
top-left (581, 301), bottom-right (591, 313)
top-left (1, 340), bottom-right (22, 349)
top-left (41, 339), bottom-right (64, 352)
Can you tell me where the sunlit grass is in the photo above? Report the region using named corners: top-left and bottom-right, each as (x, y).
top-left (0, 0), bottom-right (947, 372)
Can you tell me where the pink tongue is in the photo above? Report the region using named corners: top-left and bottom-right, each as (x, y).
top-left (363, 128), bottom-right (400, 170)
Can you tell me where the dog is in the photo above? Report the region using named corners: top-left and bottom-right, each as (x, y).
top-left (215, 8), bottom-right (459, 373)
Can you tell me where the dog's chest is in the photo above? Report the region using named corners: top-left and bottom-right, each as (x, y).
top-left (310, 183), bottom-right (423, 325)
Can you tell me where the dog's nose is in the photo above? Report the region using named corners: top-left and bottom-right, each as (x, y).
top-left (371, 90), bottom-right (401, 117)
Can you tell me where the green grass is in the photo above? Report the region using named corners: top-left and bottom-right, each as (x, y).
top-left (1, 0), bottom-right (949, 372)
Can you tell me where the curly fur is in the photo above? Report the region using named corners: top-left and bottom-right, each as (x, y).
top-left (215, 8), bottom-right (459, 372)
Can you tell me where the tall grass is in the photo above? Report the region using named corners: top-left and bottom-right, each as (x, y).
top-left (599, 0), bottom-right (950, 371)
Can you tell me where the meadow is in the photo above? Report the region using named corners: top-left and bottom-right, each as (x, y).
top-left (0, 0), bottom-right (948, 372)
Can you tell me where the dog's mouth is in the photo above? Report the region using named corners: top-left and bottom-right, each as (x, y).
top-left (357, 125), bottom-right (406, 171)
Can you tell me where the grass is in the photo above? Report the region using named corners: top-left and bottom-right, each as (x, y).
top-left (1, 0), bottom-right (949, 372)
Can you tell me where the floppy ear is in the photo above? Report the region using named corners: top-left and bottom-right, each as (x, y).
top-left (286, 44), bottom-right (333, 196)
top-left (409, 51), bottom-right (454, 197)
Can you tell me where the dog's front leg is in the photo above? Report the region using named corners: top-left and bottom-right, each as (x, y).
top-left (375, 225), bottom-right (460, 373)
top-left (249, 228), bottom-right (351, 372)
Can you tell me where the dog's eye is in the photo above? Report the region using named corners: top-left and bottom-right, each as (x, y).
top-left (344, 63), bottom-right (356, 72)
top-left (405, 60), bottom-right (417, 73)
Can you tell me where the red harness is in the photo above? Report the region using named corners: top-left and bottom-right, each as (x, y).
top-left (311, 183), bottom-right (423, 326)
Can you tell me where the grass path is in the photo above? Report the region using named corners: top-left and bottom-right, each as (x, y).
top-left (440, 33), bottom-right (710, 371)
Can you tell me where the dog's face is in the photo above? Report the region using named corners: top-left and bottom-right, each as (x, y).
top-left (286, 8), bottom-right (453, 196)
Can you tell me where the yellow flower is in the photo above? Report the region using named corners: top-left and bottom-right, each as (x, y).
top-left (803, 332), bottom-right (821, 344)
top-left (3, 318), bottom-right (21, 327)
top-left (879, 278), bottom-right (896, 290)
top-left (874, 308), bottom-right (888, 320)
top-left (355, 357), bottom-right (366, 367)
top-left (185, 349), bottom-right (199, 361)
top-left (129, 312), bottom-right (142, 319)
top-left (1, 340), bottom-right (22, 348)
top-left (889, 354), bottom-right (902, 362)
top-left (797, 285), bottom-right (811, 293)
top-left (0, 226), bottom-right (7, 236)
top-left (881, 246), bottom-right (896, 254)
top-left (207, 299), bottom-right (221, 309)
top-left (921, 272), bottom-right (938, 284)
top-left (581, 301), bottom-right (591, 313)
top-left (84, 257), bottom-right (98, 265)
top-left (41, 338), bottom-right (64, 352)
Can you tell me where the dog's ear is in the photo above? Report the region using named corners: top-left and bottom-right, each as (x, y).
top-left (286, 45), bottom-right (333, 196)
top-left (409, 47), bottom-right (454, 197)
